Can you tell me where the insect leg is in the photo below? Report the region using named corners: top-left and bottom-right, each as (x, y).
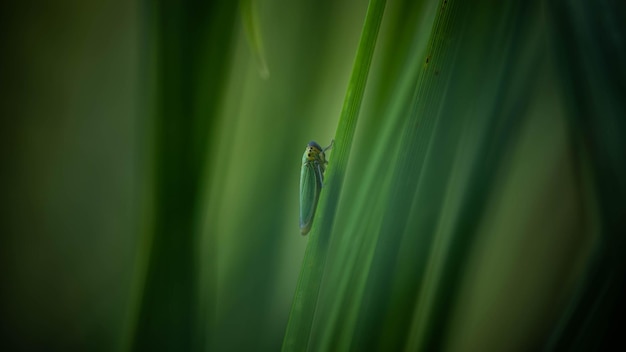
top-left (323, 139), bottom-right (334, 153)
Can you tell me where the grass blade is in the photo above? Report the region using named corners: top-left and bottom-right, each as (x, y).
top-left (282, 0), bottom-right (387, 350)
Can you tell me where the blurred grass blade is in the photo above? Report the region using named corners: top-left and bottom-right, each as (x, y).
top-left (354, 1), bottom-right (470, 349)
top-left (282, 0), bottom-right (386, 350)
top-left (130, 0), bottom-right (238, 350)
top-left (241, 0), bottom-right (270, 79)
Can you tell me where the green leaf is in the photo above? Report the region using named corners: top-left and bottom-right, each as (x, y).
top-left (282, 0), bottom-right (387, 350)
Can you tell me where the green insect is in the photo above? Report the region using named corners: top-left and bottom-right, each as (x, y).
top-left (299, 140), bottom-right (334, 235)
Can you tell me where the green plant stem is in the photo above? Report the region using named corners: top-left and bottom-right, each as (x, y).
top-left (282, 0), bottom-right (387, 350)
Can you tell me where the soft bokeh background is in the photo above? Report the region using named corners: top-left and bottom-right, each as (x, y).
top-left (1, 0), bottom-right (624, 351)
top-left (1, 1), bottom-right (138, 350)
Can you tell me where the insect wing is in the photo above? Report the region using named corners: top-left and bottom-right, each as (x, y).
top-left (299, 161), bottom-right (321, 235)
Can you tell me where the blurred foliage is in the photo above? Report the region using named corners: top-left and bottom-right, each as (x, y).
top-left (0, 0), bottom-right (624, 351)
